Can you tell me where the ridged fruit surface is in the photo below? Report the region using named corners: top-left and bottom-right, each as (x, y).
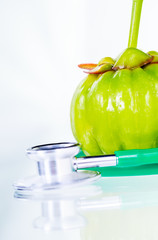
top-left (70, 49), bottom-right (158, 155)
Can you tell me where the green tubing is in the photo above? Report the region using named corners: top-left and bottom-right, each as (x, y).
top-left (115, 148), bottom-right (158, 168)
top-left (128, 0), bottom-right (143, 48)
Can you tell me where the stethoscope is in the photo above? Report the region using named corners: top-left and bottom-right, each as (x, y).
top-left (13, 141), bottom-right (158, 193)
top-left (13, 142), bottom-right (158, 233)
top-left (13, 142), bottom-right (102, 193)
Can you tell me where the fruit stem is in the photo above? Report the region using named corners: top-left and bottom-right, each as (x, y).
top-left (128, 0), bottom-right (143, 48)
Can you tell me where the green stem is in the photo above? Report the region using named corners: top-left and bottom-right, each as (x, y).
top-left (128, 0), bottom-right (143, 48)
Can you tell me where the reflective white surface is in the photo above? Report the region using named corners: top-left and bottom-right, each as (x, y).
top-left (81, 178), bottom-right (158, 240)
top-left (2, 159), bottom-right (158, 239)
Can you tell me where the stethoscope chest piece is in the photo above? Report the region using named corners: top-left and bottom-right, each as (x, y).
top-left (13, 142), bottom-right (100, 194)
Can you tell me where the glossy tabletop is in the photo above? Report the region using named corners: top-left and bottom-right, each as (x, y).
top-left (2, 160), bottom-right (158, 240)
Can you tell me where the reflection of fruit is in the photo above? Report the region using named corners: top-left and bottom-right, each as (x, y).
top-left (81, 205), bottom-right (158, 240)
top-left (70, 0), bottom-right (158, 155)
top-left (81, 176), bottom-right (158, 240)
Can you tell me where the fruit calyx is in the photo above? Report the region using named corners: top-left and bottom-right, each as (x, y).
top-left (78, 48), bottom-right (155, 74)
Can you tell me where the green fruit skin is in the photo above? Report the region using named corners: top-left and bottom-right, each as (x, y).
top-left (70, 63), bottom-right (158, 155)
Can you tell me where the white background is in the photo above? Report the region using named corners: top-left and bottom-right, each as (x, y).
top-left (1, 0), bottom-right (158, 165)
top-left (1, 0), bottom-right (158, 239)
top-left (0, 0), bottom-right (158, 161)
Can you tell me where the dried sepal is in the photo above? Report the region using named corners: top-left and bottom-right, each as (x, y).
top-left (78, 63), bottom-right (97, 70)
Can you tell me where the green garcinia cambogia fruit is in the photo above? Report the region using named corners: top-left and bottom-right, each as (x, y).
top-left (70, 0), bottom-right (158, 155)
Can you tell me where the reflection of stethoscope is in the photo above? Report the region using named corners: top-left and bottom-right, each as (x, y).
top-left (13, 142), bottom-right (158, 192)
top-left (14, 172), bottom-right (158, 232)
top-left (14, 184), bottom-right (102, 231)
